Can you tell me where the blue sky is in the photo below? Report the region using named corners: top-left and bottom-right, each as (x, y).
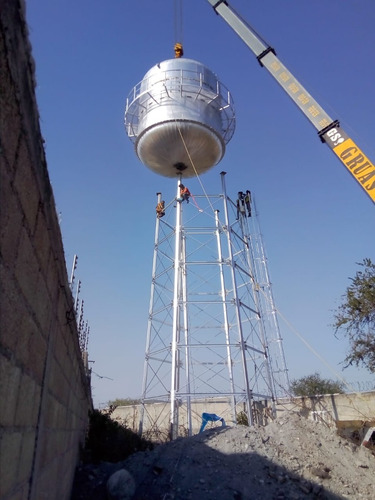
top-left (25, 0), bottom-right (375, 407)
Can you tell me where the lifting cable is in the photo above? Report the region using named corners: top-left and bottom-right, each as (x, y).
top-left (176, 123), bottom-right (217, 215)
top-left (172, 2), bottom-right (217, 215)
top-left (174, 0), bottom-right (184, 57)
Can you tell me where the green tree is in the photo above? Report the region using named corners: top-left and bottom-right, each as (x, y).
top-left (290, 372), bottom-right (345, 397)
top-left (333, 258), bottom-right (375, 373)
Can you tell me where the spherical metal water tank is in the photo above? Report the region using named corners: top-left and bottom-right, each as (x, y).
top-left (124, 58), bottom-right (235, 178)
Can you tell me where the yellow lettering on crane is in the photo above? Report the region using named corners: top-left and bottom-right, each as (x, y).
top-left (333, 139), bottom-right (375, 201)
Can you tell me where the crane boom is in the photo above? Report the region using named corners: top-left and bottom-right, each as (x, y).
top-left (207, 0), bottom-right (375, 203)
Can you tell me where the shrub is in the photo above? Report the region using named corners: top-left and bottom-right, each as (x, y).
top-left (290, 372), bottom-right (345, 397)
top-left (84, 410), bottom-right (153, 463)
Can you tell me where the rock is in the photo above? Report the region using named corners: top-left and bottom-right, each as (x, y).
top-left (106, 469), bottom-right (135, 500)
top-left (311, 466), bottom-right (331, 479)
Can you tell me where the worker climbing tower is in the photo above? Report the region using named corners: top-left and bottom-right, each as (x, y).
top-left (125, 55), bottom-right (289, 439)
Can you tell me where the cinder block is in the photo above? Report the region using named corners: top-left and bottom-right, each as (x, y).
top-left (54, 289), bottom-right (74, 344)
top-left (0, 431), bottom-right (22, 497)
top-left (23, 326), bottom-right (48, 384)
top-left (0, 264), bottom-right (21, 352)
top-left (14, 228), bottom-right (49, 335)
top-left (31, 454), bottom-right (70, 500)
top-left (17, 430), bottom-right (36, 484)
top-left (48, 358), bottom-right (70, 407)
top-left (33, 209), bottom-right (52, 281)
top-left (43, 396), bottom-right (62, 429)
top-left (14, 227), bottom-right (39, 287)
top-left (0, 165), bottom-right (23, 270)
top-left (14, 372), bottom-right (41, 427)
top-left (45, 255), bottom-right (61, 304)
top-left (52, 324), bottom-right (68, 366)
top-left (5, 482), bottom-right (30, 500)
top-left (0, 354), bottom-right (21, 426)
top-left (0, 50), bottom-right (22, 172)
top-left (31, 273), bottom-right (53, 339)
top-left (37, 427), bottom-right (66, 469)
top-left (52, 326), bottom-right (68, 364)
top-left (13, 137), bottom-right (40, 234)
top-left (0, 270), bottom-right (47, 384)
top-left (57, 342), bottom-right (80, 395)
top-left (59, 449), bottom-right (79, 499)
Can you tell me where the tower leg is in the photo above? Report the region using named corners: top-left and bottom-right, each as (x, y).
top-left (170, 178), bottom-right (183, 440)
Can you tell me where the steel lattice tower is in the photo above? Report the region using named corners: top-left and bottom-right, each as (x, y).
top-left (139, 172), bottom-right (289, 439)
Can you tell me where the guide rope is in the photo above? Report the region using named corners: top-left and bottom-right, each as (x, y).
top-left (174, 0), bottom-right (184, 57)
top-left (176, 124), bottom-right (216, 215)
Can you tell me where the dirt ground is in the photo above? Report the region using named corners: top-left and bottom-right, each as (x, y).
top-left (71, 412), bottom-right (374, 499)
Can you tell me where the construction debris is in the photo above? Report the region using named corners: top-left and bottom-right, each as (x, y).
top-left (72, 413), bottom-right (374, 499)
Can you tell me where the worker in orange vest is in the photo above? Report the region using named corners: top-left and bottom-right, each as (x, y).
top-left (177, 184), bottom-right (191, 203)
top-left (156, 200), bottom-right (165, 218)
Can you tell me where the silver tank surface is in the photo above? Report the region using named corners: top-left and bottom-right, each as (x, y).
top-left (124, 58), bottom-right (235, 178)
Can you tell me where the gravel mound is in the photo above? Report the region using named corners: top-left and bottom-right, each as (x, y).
top-left (72, 413), bottom-right (374, 499)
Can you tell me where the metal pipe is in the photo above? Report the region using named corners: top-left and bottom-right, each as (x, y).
top-left (170, 178), bottom-right (183, 439)
top-left (214, 209), bottom-right (236, 424)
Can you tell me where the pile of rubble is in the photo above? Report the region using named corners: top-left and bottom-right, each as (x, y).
top-left (72, 412), bottom-right (374, 499)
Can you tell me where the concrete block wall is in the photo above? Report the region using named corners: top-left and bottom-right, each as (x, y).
top-left (112, 398), bottom-right (267, 439)
top-left (111, 391), bottom-right (375, 441)
top-left (277, 391), bottom-right (375, 431)
top-left (114, 399), bottom-right (234, 440)
top-left (0, 1), bottom-right (92, 499)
